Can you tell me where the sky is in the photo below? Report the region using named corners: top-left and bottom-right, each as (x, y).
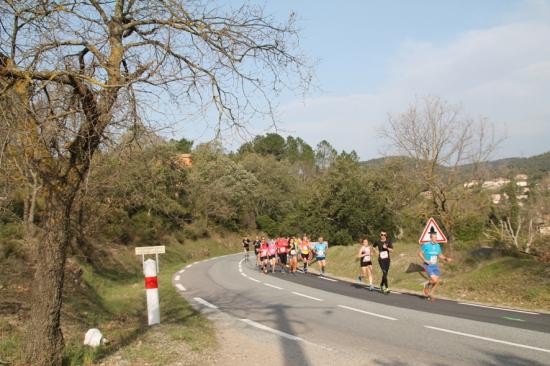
top-left (171, 0), bottom-right (550, 161)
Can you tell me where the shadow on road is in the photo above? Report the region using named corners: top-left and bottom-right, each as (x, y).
top-left (205, 289), bottom-right (326, 366)
top-left (474, 348), bottom-right (548, 366)
top-left (272, 303), bottom-right (311, 366)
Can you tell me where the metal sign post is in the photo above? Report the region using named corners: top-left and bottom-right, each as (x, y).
top-left (135, 246), bottom-right (166, 325)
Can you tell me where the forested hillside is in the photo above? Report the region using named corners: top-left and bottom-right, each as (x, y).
top-left (484, 151), bottom-right (550, 178)
top-left (2, 126), bottom-right (550, 364)
top-left (5, 129), bottom-right (548, 256)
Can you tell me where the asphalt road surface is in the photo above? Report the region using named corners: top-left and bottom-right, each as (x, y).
top-left (173, 253), bottom-right (550, 366)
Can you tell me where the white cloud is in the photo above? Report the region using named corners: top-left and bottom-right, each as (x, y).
top-left (278, 20), bottom-right (550, 160)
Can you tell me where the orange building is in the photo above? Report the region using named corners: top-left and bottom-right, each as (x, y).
top-left (174, 153), bottom-right (193, 167)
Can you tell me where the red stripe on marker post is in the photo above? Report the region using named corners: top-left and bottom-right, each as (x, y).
top-left (144, 276), bottom-right (158, 289)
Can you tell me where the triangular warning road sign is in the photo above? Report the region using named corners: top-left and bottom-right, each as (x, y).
top-left (419, 217), bottom-right (447, 243)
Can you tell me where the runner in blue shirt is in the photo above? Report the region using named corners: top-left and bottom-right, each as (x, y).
top-left (419, 233), bottom-right (452, 302)
top-left (313, 237), bottom-right (329, 276)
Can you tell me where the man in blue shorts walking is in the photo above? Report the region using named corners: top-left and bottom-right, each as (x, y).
top-left (419, 233), bottom-right (452, 301)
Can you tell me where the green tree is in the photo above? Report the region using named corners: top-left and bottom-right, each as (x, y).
top-left (251, 133), bottom-right (287, 160)
top-left (297, 155), bottom-right (392, 244)
top-left (172, 137), bottom-right (194, 153)
top-left (188, 144), bottom-right (259, 229)
top-left (285, 136), bottom-right (315, 164)
top-left (239, 153), bottom-right (299, 221)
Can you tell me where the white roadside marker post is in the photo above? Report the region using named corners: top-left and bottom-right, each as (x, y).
top-left (135, 246), bottom-right (166, 326)
top-left (143, 258), bottom-right (160, 325)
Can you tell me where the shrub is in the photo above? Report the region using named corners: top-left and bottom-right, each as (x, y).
top-left (256, 215), bottom-right (278, 237)
top-left (331, 229), bottom-right (353, 246)
top-left (454, 214), bottom-right (486, 242)
top-left (128, 211), bottom-right (167, 244)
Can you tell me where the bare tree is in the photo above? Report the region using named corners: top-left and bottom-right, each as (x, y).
top-left (0, 1), bottom-right (310, 364)
top-left (315, 139), bottom-right (337, 170)
top-left (381, 96), bottom-right (500, 245)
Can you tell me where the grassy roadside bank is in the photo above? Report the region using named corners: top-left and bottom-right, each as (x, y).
top-left (0, 235), bottom-right (240, 366)
top-left (322, 242), bottom-right (550, 311)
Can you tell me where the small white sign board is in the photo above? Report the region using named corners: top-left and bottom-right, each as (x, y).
top-left (419, 218), bottom-right (447, 243)
top-left (135, 246), bottom-right (165, 255)
top-left (135, 246), bottom-right (165, 273)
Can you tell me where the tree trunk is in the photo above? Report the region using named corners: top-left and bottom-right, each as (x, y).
top-left (27, 170), bottom-right (41, 233)
top-left (25, 191), bottom-right (73, 366)
top-left (525, 218), bottom-right (533, 254)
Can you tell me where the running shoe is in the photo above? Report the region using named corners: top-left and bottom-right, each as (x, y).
top-left (369, 285), bottom-right (374, 291)
top-left (356, 276), bottom-right (362, 284)
top-left (423, 282), bottom-right (430, 297)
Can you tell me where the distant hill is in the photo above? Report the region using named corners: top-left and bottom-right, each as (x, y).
top-left (359, 155), bottom-right (416, 169)
top-left (360, 151), bottom-right (550, 179)
top-left (484, 151), bottom-right (550, 179)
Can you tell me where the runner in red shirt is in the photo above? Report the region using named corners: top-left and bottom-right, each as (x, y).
top-left (277, 237), bottom-right (290, 273)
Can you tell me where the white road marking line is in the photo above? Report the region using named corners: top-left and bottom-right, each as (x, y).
top-left (185, 264), bottom-right (192, 269)
top-left (390, 291), bottom-right (402, 294)
top-left (175, 284), bottom-right (186, 291)
top-left (264, 283), bottom-right (283, 290)
top-left (241, 273), bottom-right (248, 278)
top-left (337, 305), bottom-right (397, 321)
top-left (193, 297), bottom-right (218, 309)
top-left (458, 302), bottom-right (539, 315)
top-left (319, 276), bottom-right (337, 282)
top-left (174, 275), bottom-right (181, 281)
top-left (424, 326), bottom-right (550, 354)
top-left (240, 319), bottom-right (334, 351)
top-left (240, 318), bottom-right (301, 340)
top-left (291, 291), bottom-right (323, 302)
top-left (248, 277), bottom-right (261, 283)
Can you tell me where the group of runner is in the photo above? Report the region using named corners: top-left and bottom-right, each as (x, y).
top-left (242, 231), bottom-right (451, 300)
top-left (242, 235), bottom-right (328, 275)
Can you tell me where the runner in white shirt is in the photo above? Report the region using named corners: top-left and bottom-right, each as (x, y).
top-left (356, 239), bottom-right (374, 291)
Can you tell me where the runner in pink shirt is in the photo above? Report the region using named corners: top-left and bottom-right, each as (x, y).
top-left (267, 239), bottom-right (278, 273)
top-left (259, 240), bottom-right (269, 274)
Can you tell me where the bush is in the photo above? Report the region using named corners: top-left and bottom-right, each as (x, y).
top-left (0, 223), bottom-right (24, 259)
top-left (454, 214), bottom-right (486, 242)
top-left (533, 236), bottom-right (550, 264)
top-left (331, 229), bottom-right (353, 246)
top-left (128, 211), bottom-right (167, 245)
top-left (256, 215), bottom-right (279, 237)
top-left (181, 222), bottom-right (209, 241)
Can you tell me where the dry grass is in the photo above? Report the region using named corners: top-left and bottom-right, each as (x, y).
top-left (0, 233), bottom-right (242, 366)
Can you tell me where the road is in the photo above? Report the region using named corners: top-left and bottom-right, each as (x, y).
top-left (172, 253), bottom-right (550, 366)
